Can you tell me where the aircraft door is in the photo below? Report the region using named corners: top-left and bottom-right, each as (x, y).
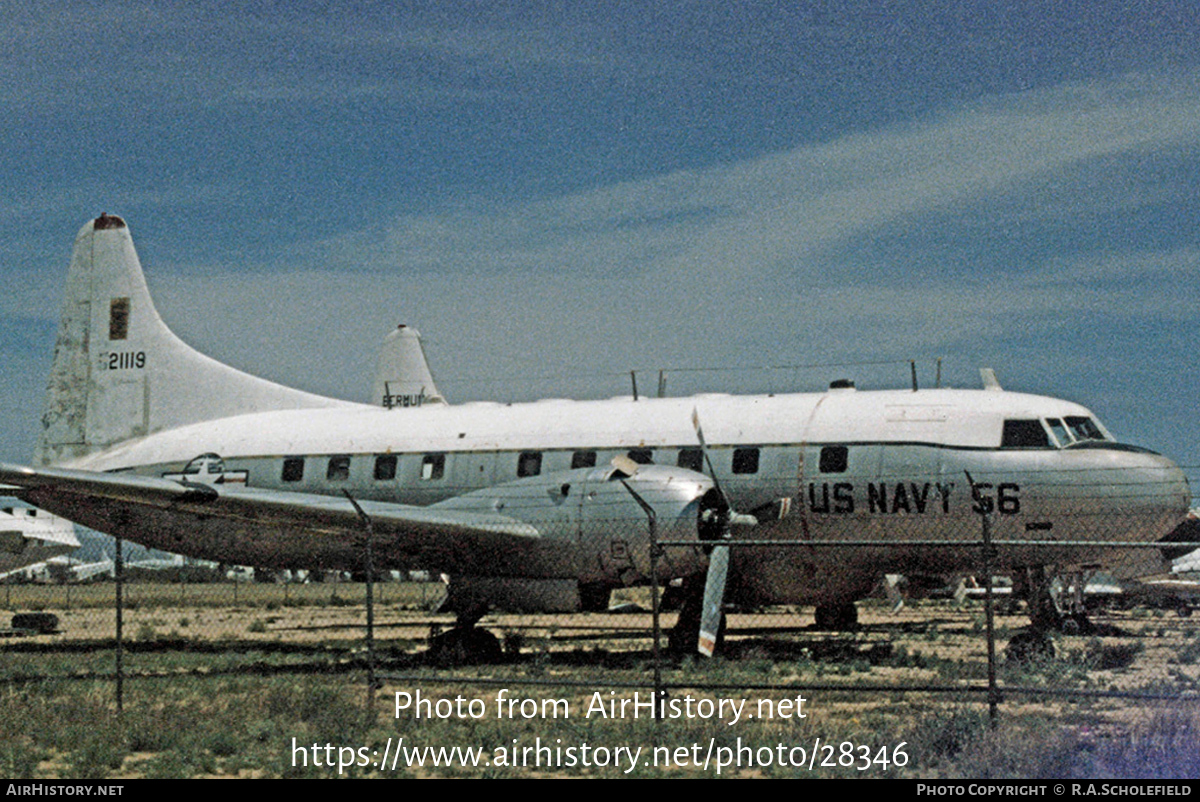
top-left (451, 451), bottom-right (496, 495)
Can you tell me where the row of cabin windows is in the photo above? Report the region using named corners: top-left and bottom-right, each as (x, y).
top-left (278, 447), bottom-right (767, 483)
top-left (284, 429), bottom-right (1102, 484)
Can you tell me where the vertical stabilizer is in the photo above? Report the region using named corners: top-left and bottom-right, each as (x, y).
top-left (371, 324), bottom-right (446, 408)
top-left (35, 214), bottom-right (353, 466)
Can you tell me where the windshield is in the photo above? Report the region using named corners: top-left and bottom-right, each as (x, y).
top-left (1045, 418), bottom-right (1071, 447)
top-left (1044, 416), bottom-right (1109, 447)
top-left (1065, 416), bottom-right (1106, 442)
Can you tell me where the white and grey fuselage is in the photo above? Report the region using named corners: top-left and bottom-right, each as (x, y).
top-left (50, 386), bottom-right (1190, 607)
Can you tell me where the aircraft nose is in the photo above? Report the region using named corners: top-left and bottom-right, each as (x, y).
top-left (1121, 450), bottom-right (1191, 530)
top-left (1052, 446), bottom-right (1191, 544)
top-left (1147, 452), bottom-right (1189, 506)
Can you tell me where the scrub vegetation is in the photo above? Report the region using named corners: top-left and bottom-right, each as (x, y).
top-left (2, 672), bottom-right (1198, 779)
top-left (3, 589), bottom-right (1199, 778)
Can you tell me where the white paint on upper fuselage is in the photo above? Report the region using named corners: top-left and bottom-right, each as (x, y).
top-left (61, 387), bottom-right (1101, 473)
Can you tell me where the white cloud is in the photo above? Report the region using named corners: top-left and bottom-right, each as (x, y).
top-left (5, 66), bottom-right (1199, 466)
top-left (311, 70), bottom-right (1200, 299)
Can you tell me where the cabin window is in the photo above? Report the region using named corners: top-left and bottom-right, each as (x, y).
top-left (109, 297), bottom-right (130, 341)
top-left (677, 448), bottom-right (704, 472)
top-left (571, 450), bottom-right (596, 469)
top-left (517, 451), bottom-right (542, 478)
top-left (1001, 420), bottom-right (1049, 449)
top-left (327, 455), bottom-right (351, 481)
top-left (281, 457), bottom-right (305, 483)
top-left (627, 449), bottom-right (654, 465)
top-left (819, 446), bottom-right (848, 474)
top-left (374, 455), bottom-right (397, 481)
top-left (421, 453), bottom-right (445, 480)
top-left (732, 447), bottom-right (760, 475)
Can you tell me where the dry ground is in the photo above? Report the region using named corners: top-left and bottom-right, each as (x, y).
top-left (3, 581), bottom-right (1199, 778)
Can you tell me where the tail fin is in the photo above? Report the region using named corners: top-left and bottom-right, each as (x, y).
top-left (35, 214), bottom-right (351, 466)
top-left (370, 324), bottom-right (447, 408)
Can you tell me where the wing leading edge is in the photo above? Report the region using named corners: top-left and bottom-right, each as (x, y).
top-left (0, 462), bottom-right (551, 576)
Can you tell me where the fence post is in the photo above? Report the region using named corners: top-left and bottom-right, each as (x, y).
top-left (980, 512), bottom-right (1000, 728)
top-left (965, 469), bottom-right (1001, 727)
top-left (618, 478), bottom-right (665, 721)
top-left (364, 541), bottom-right (376, 714)
top-left (115, 536), bottom-right (124, 715)
top-left (648, 516), bottom-right (665, 722)
top-left (342, 492), bottom-right (377, 719)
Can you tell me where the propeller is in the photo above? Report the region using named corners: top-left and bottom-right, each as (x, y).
top-left (692, 409), bottom-right (756, 657)
top-left (884, 574), bottom-right (905, 613)
top-left (611, 418), bottom-right (755, 658)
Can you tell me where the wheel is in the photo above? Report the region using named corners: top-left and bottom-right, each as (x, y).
top-left (814, 602), bottom-right (858, 630)
top-left (10, 612), bottom-right (59, 633)
top-left (427, 627), bottom-right (502, 666)
top-left (1006, 630), bottom-right (1055, 663)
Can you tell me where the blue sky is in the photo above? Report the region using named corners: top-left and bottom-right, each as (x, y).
top-left (1, 2), bottom-right (1198, 493)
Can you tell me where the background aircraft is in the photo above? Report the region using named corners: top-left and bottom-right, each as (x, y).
top-left (0, 504), bottom-right (79, 580)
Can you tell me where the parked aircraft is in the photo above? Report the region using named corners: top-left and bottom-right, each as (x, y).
top-left (0, 215), bottom-right (1191, 658)
top-left (0, 504), bottom-right (80, 578)
top-left (36, 553), bottom-right (116, 583)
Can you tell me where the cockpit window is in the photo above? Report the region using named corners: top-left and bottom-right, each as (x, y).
top-left (1064, 416), bottom-right (1105, 443)
top-left (1001, 419), bottom-right (1050, 448)
top-left (1045, 418), bottom-right (1071, 447)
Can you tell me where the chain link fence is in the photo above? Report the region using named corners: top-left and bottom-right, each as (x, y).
top-left (3, 509), bottom-right (1199, 778)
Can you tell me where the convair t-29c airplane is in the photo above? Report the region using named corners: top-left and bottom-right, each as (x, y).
top-left (0, 215), bottom-right (1190, 657)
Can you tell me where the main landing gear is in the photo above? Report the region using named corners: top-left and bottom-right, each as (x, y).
top-left (427, 606), bottom-right (502, 666)
top-left (813, 602), bottom-right (859, 631)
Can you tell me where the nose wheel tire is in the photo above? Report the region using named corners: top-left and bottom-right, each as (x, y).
top-left (813, 602), bottom-right (858, 630)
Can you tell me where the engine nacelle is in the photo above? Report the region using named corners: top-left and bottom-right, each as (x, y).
top-left (431, 462), bottom-right (716, 591)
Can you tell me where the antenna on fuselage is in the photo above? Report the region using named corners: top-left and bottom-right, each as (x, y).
top-left (980, 368), bottom-right (1003, 392)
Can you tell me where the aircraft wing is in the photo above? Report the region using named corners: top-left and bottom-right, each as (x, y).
top-left (0, 462), bottom-right (548, 576)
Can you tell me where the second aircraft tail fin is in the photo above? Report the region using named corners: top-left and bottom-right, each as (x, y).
top-left (371, 324), bottom-right (447, 409)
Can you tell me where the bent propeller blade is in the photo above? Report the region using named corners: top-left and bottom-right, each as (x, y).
top-left (698, 544), bottom-right (729, 657)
